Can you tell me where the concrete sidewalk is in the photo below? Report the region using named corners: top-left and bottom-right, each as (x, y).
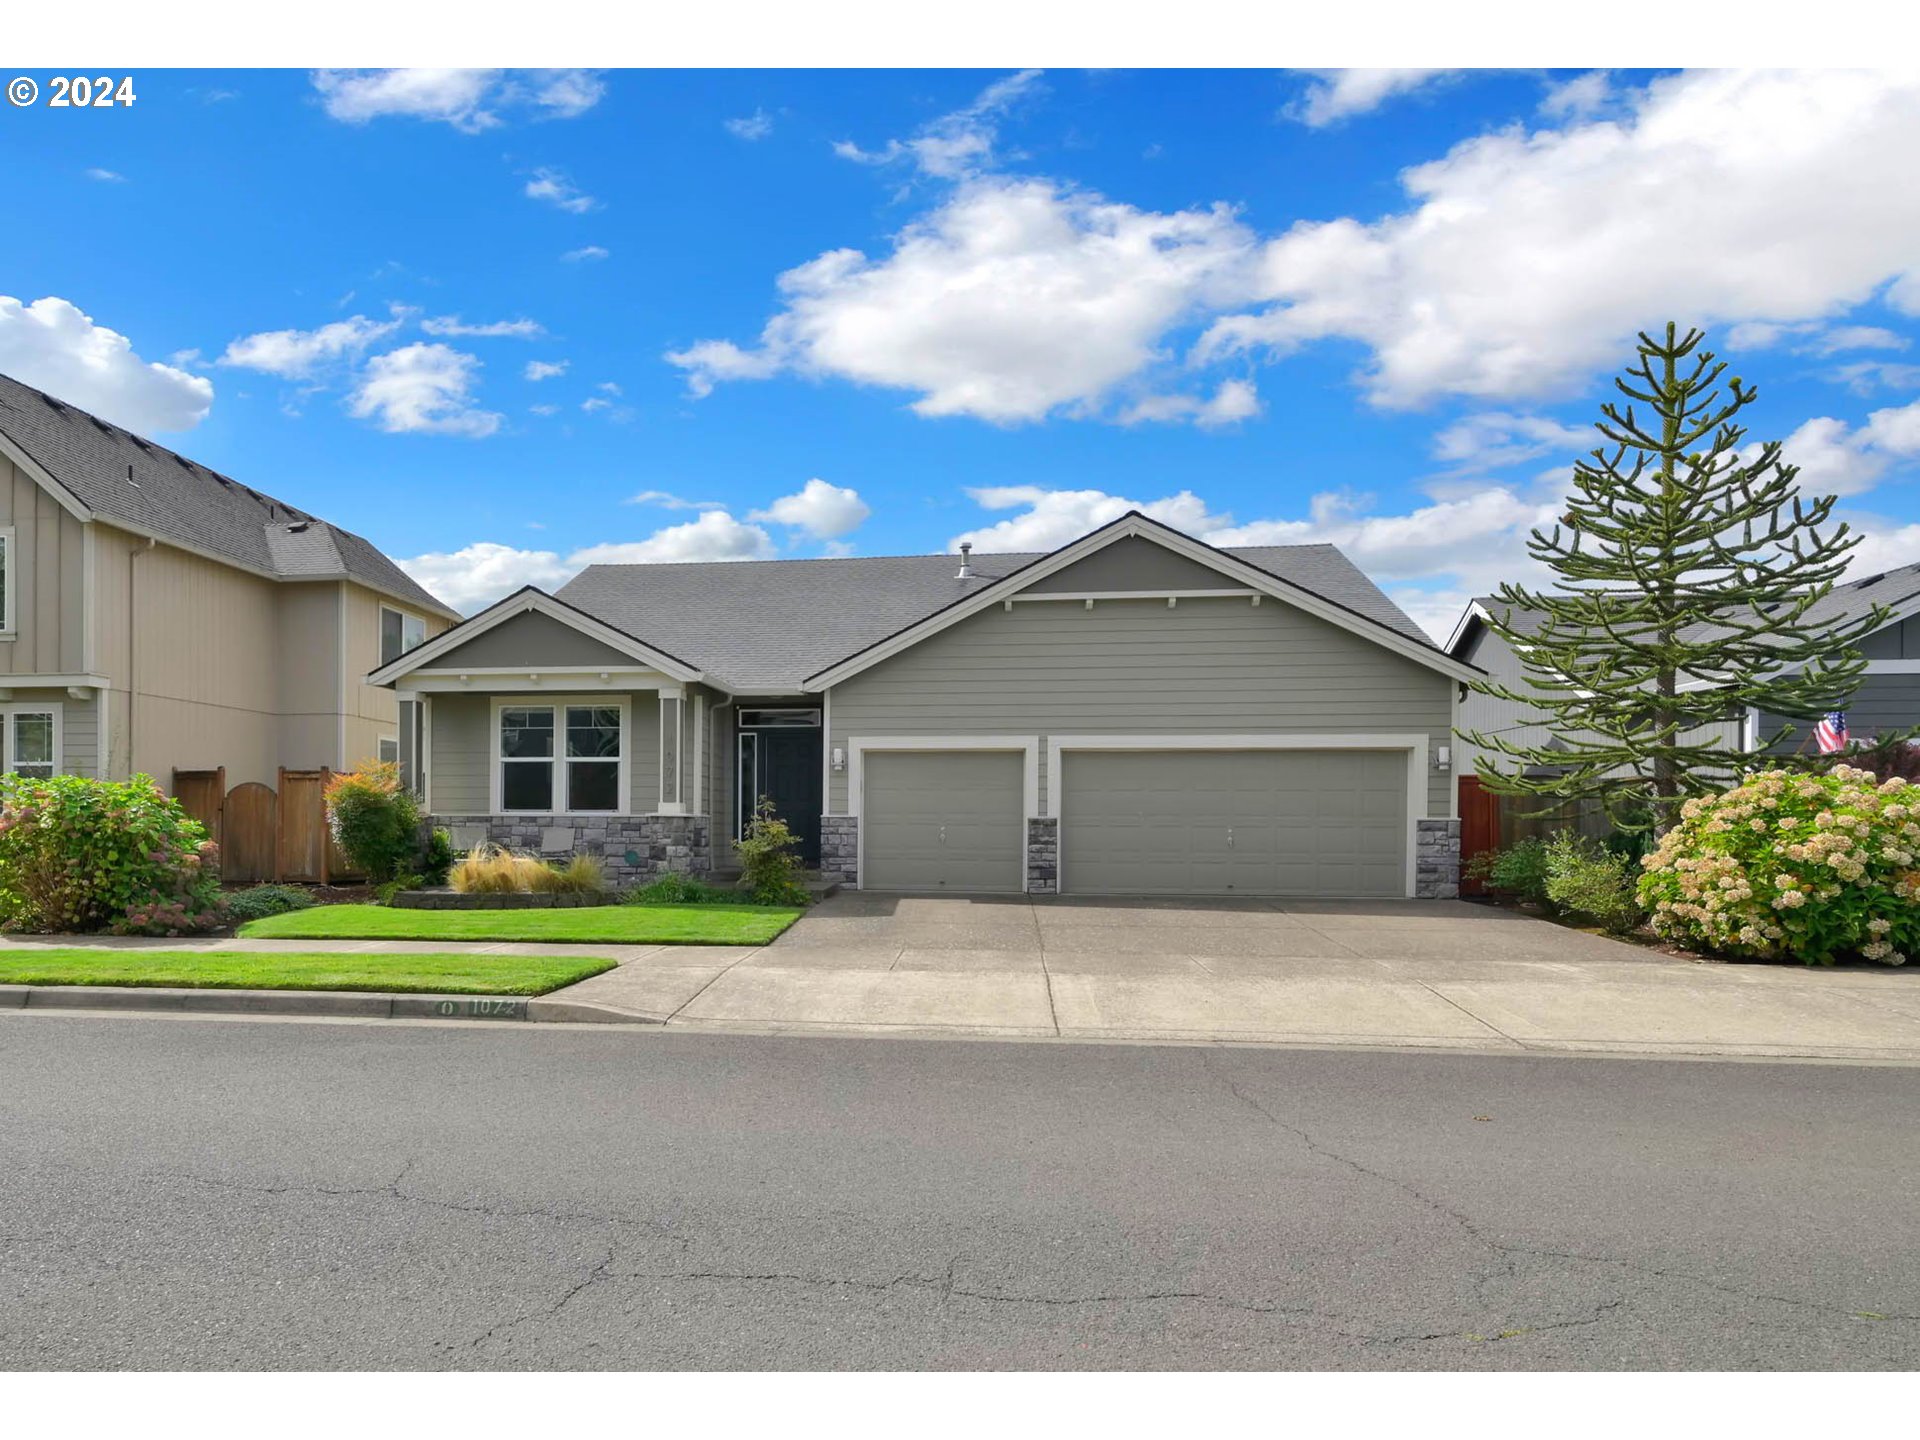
top-left (6, 897), bottom-right (1920, 1061)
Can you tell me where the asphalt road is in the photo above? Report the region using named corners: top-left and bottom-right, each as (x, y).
top-left (2, 1013), bottom-right (1917, 1370)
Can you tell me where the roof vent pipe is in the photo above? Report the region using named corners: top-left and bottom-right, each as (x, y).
top-left (956, 542), bottom-right (973, 580)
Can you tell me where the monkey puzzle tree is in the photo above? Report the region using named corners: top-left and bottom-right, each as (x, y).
top-left (1462, 323), bottom-right (1886, 834)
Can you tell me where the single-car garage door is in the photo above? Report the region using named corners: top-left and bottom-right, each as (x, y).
top-left (1060, 749), bottom-right (1408, 898)
top-left (863, 751), bottom-right (1025, 893)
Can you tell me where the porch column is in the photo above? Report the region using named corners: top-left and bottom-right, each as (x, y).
top-left (657, 687), bottom-right (686, 814)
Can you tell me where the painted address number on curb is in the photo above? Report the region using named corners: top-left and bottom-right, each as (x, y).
top-left (433, 998), bottom-right (527, 1020)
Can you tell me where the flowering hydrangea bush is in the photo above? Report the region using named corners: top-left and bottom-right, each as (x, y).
top-left (0, 774), bottom-right (225, 935)
top-left (1638, 765), bottom-right (1920, 965)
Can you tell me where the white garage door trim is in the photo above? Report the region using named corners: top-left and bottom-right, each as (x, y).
top-left (1047, 734), bottom-right (1430, 898)
top-left (848, 735), bottom-right (1041, 892)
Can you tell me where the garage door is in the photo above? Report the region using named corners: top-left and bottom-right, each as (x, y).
top-left (863, 751), bottom-right (1025, 893)
top-left (1060, 749), bottom-right (1408, 898)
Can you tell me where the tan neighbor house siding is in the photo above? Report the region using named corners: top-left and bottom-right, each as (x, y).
top-left (0, 455), bottom-right (89, 675)
top-left (344, 582), bottom-right (450, 770)
top-left (826, 593), bottom-right (1456, 819)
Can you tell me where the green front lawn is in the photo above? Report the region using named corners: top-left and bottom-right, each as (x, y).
top-left (238, 902), bottom-right (802, 946)
top-left (0, 950), bottom-right (614, 995)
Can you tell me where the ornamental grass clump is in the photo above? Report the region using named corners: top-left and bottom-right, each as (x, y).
top-left (0, 774), bottom-right (224, 935)
top-left (1638, 765), bottom-right (1920, 966)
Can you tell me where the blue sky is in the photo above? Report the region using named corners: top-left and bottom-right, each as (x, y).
top-left (4, 66), bottom-right (1920, 637)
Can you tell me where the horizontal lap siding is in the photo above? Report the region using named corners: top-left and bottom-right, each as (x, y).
top-left (426, 690), bottom-right (661, 815)
top-left (1760, 675), bottom-right (1920, 754)
top-left (827, 596), bottom-right (1453, 818)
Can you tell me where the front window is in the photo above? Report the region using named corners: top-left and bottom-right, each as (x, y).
top-left (3, 706), bottom-right (57, 779)
top-left (499, 702), bottom-right (623, 813)
top-left (380, 606), bottom-right (427, 667)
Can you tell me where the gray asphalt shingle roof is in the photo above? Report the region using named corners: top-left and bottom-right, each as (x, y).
top-left (558, 539), bottom-right (1439, 693)
top-left (0, 371), bottom-right (457, 618)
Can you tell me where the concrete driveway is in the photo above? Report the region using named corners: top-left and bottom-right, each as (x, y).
top-left (540, 893), bottom-right (1920, 1061)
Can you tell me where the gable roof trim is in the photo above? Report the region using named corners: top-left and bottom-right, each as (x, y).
top-left (804, 512), bottom-right (1482, 689)
top-left (368, 587), bottom-right (706, 686)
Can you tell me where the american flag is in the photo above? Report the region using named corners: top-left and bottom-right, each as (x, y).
top-left (1815, 712), bottom-right (1848, 754)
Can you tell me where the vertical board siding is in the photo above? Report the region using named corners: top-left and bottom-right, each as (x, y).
top-left (828, 595), bottom-right (1455, 819)
top-left (0, 459), bottom-right (88, 674)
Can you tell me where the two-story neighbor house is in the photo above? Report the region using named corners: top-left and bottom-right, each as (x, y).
top-left (0, 372), bottom-right (458, 790)
top-left (371, 512), bottom-right (1482, 899)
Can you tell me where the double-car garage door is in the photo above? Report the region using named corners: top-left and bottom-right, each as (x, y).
top-left (860, 747), bottom-right (1409, 897)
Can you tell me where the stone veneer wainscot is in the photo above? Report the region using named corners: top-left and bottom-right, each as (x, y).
top-left (435, 814), bottom-right (711, 888)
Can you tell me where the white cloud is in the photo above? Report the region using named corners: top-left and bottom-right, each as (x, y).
top-left (1539, 71), bottom-right (1612, 122)
top-left (1202, 70), bottom-right (1920, 408)
top-left (749, 478), bottom-right (871, 539)
top-left (397, 542), bottom-right (572, 611)
top-left (219, 314), bottom-right (402, 379)
top-left (668, 177), bottom-right (1256, 423)
top-left (1751, 399), bottom-right (1920, 502)
top-left (1728, 320), bottom-right (1909, 356)
top-left (1842, 520), bottom-right (1920, 580)
top-left (725, 109), bottom-right (773, 141)
top-left (1829, 360), bottom-right (1920, 395)
top-left (1811, 325), bottom-right (1908, 356)
top-left (1432, 412), bottom-right (1591, 471)
top-left (524, 168), bottom-right (596, 214)
top-left (595, 381), bottom-right (621, 396)
top-left (310, 69), bottom-right (604, 132)
top-left (1118, 378), bottom-right (1262, 428)
top-left (524, 360), bottom-right (568, 381)
top-left (833, 69), bottom-right (1042, 179)
top-left (1863, 396), bottom-right (1920, 455)
top-left (561, 245), bottom-right (609, 263)
top-left (348, 343), bottom-right (501, 438)
top-left (627, 489), bottom-right (724, 512)
top-left (571, 511), bottom-right (776, 566)
top-left (1290, 69), bottom-right (1452, 127)
top-left (85, 167), bottom-right (126, 183)
top-left (0, 295), bottom-right (213, 433)
top-left (529, 403), bottom-right (561, 416)
top-left (421, 316), bottom-right (544, 339)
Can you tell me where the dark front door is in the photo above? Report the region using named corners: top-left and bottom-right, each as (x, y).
top-left (752, 727), bottom-right (824, 865)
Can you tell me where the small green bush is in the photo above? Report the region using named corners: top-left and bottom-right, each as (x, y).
top-left (628, 873), bottom-right (730, 905)
top-left (324, 762), bottom-right (422, 885)
top-left (422, 828), bottom-right (455, 885)
top-left (1467, 836), bottom-right (1551, 906)
top-left (374, 872), bottom-right (425, 905)
top-left (0, 774), bottom-right (224, 934)
top-left (223, 884), bottom-right (315, 923)
top-left (735, 797), bottom-right (810, 906)
top-left (1542, 831), bottom-right (1644, 933)
top-left (1640, 765), bottom-right (1920, 965)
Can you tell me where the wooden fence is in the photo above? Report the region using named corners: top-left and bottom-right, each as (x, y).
top-left (171, 767), bottom-right (359, 885)
top-left (1458, 775), bottom-right (1612, 895)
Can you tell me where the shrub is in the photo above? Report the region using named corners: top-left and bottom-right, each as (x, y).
top-left (1542, 831), bottom-right (1644, 933)
top-left (374, 873), bottom-right (425, 905)
top-left (1466, 837), bottom-right (1551, 906)
top-left (1638, 765), bottom-right (1920, 965)
top-left (735, 797), bottom-right (810, 906)
top-left (324, 762), bottom-right (422, 885)
top-left (626, 873), bottom-right (739, 906)
top-left (223, 884), bottom-right (315, 923)
top-left (0, 774), bottom-right (224, 935)
top-left (449, 842), bottom-right (606, 895)
top-left (421, 828), bottom-right (455, 885)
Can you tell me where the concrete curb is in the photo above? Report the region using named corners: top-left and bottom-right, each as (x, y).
top-left (0, 983), bottom-right (535, 1022)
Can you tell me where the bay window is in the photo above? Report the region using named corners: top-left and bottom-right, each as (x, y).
top-left (496, 700), bottom-right (626, 814)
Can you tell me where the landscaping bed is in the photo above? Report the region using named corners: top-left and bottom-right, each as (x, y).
top-left (0, 950), bottom-right (615, 995)
top-left (390, 888), bottom-right (613, 910)
top-left (238, 902), bottom-right (802, 945)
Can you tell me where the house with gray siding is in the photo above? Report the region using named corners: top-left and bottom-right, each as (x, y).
top-left (371, 512), bottom-right (1482, 899)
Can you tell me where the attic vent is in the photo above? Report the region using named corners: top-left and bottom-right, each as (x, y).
top-left (171, 452), bottom-right (194, 470)
top-left (89, 416), bottom-right (114, 436)
top-left (286, 521), bottom-right (311, 534)
top-left (38, 393), bottom-right (65, 413)
top-left (956, 541), bottom-right (974, 580)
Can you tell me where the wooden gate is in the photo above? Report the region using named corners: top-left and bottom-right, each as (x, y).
top-left (172, 767), bottom-right (226, 845)
top-left (223, 782), bottom-right (279, 883)
top-left (278, 768), bottom-right (332, 883)
top-left (1458, 775), bottom-right (1500, 896)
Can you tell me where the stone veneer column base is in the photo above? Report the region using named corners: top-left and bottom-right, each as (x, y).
top-left (1026, 817), bottom-right (1059, 895)
top-left (1414, 817), bottom-right (1461, 899)
top-left (819, 816), bottom-right (859, 887)
top-left (433, 814), bottom-right (710, 889)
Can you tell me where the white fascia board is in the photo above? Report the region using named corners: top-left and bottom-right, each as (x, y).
top-left (804, 515), bottom-right (1482, 689)
top-left (367, 588), bottom-right (704, 687)
top-left (1444, 601), bottom-right (1493, 656)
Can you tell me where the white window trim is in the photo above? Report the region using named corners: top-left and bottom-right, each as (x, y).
top-left (1046, 734), bottom-right (1431, 900)
top-left (0, 524), bottom-right (15, 639)
top-left (377, 734), bottom-right (399, 764)
top-left (846, 735), bottom-right (1040, 893)
top-left (1, 700), bottom-right (63, 778)
top-left (488, 695), bottom-right (631, 817)
top-left (379, 603), bottom-right (429, 670)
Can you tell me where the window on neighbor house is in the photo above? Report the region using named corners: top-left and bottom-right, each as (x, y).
top-left (377, 736), bottom-right (399, 765)
top-left (380, 606), bottom-right (427, 667)
top-left (3, 707), bottom-right (57, 779)
top-left (499, 704), bottom-right (623, 813)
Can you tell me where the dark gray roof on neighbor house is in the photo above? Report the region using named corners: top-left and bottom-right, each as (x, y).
top-left (558, 541), bottom-right (1438, 693)
top-left (0, 371), bottom-right (457, 619)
